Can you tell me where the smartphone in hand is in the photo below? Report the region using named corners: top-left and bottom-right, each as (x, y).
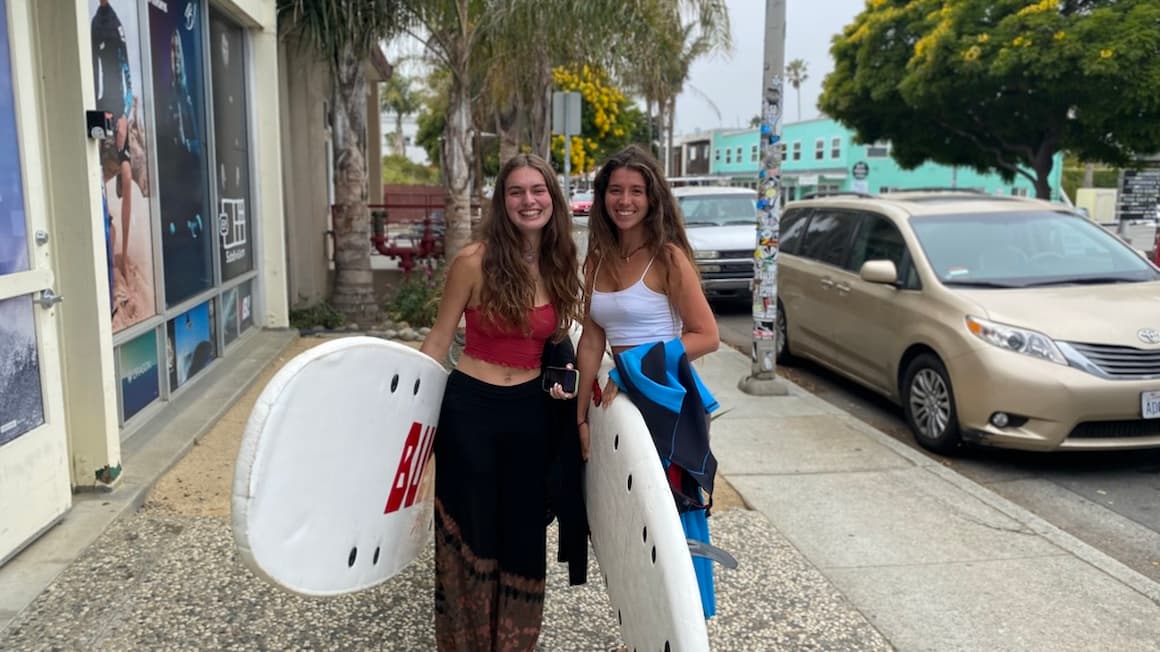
top-left (542, 365), bottom-right (579, 394)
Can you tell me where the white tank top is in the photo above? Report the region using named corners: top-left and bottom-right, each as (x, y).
top-left (589, 257), bottom-right (683, 347)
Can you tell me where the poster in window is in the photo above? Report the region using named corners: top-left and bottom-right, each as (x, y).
top-left (0, 0), bottom-right (28, 279)
top-left (166, 299), bottom-right (215, 390)
top-left (149, 0), bottom-right (212, 306)
top-left (0, 295), bottom-right (44, 446)
top-left (118, 328), bottom-right (159, 421)
top-left (221, 279), bottom-right (253, 346)
top-left (90, 0), bottom-right (158, 331)
top-left (210, 11), bottom-right (252, 281)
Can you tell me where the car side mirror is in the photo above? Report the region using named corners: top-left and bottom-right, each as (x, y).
top-left (860, 259), bottom-right (899, 285)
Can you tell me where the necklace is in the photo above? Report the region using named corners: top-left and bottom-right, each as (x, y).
top-left (619, 243), bottom-right (647, 261)
top-left (521, 249), bottom-right (536, 263)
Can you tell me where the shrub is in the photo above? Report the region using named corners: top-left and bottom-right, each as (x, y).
top-left (289, 301), bottom-right (345, 330)
top-left (384, 264), bottom-right (443, 327)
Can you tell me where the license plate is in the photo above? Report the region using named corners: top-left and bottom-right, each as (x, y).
top-left (1143, 390), bottom-right (1160, 419)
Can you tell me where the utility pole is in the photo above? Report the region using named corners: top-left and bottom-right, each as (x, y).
top-left (739, 0), bottom-right (788, 396)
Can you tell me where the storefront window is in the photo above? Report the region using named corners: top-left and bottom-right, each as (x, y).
top-left (149, 0), bottom-right (213, 307)
top-left (166, 299), bottom-right (215, 390)
top-left (0, 0), bottom-right (27, 279)
top-left (90, 0), bottom-right (159, 331)
top-left (210, 10), bottom-right (252, 281)
top-left (221, 279), bottom-right (253, 347)
top-left (118, 328), bottom-right (160, 422)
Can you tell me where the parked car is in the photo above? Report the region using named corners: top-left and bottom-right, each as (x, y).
top-left (571, 190), bottom-right (594, 216)
top-left (777, 190), bottom-right (1160, 454)
top-left (672, 186), bottom-right (757, 301)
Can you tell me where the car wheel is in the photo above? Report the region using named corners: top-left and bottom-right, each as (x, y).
top-left (902, 353), bottom-right (961, 454)
top-left (775, 301), bottom-right (794, 365)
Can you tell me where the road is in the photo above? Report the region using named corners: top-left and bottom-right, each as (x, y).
top-left (714, 302), bottom-right (1160, 584)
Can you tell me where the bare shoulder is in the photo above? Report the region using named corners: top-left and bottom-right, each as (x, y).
top-left (453, 242), bottom-right (485, 271)
top-left (663, 242), bottom-right (697, 273)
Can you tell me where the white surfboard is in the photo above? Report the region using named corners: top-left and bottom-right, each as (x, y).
top-left (231, 336), bottom-right (448, 596)
top-left (586, 371), bottom-right (710, 652)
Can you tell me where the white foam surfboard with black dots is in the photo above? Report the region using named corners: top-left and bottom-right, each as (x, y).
top-left (586, 370), bottom-right (710, 652)
top-left (232, 337), bottom-right (447, 596)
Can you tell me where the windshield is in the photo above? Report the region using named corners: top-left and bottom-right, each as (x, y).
top-left (572, 192), bottom-right (593, 202)
top-left (910, 210), bottom-right (1160, 287)
top-left (677, 194), bottom-right (757, 226)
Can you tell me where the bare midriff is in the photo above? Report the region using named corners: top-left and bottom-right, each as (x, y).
top-left (456, 353), bottom-right (541, 386)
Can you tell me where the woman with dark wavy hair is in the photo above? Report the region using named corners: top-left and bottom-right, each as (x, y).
top-left (420, 153), bottom-right (582, 651)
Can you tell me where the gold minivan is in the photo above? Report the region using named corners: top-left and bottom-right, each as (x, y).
top-left (776, 191), bottom-right (1160, 453)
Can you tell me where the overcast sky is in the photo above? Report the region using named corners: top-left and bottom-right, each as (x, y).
top-left (674, 0), bottom-right (865, 134)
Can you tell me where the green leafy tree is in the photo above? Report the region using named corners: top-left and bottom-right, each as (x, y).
top-left (820, 0), bottom-right (1160, 199)
top-left (277, 0), bottom-right (406, 322)
top-left (785, 58), bottom-right (808, 122)
top-left (550, 65), bottom-right (643, 173)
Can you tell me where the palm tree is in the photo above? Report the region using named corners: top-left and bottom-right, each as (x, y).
top-left (277, 0), bottom-right (406, 322)
top-left (626, 2), bottom-right (731, 175)
top-left (381, 73), bottom-right (422, 155)
top-left (785, 58), bottom-right (809, 122)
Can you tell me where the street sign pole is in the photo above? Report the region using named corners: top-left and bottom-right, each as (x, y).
top-left (552, 91), bottom-right (582, 197)
top-left (739, 0), bottom-right (788, 396)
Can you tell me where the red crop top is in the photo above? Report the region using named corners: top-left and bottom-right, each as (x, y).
top-left (463, 303), bottom-right (557, 369)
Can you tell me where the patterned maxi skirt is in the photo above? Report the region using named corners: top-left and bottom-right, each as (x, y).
top-left (433, 370), bottom-right (549, 651)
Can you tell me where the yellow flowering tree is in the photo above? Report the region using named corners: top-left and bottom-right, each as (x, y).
top-left (550, 65), bottom-right (643, 173)
top-left (820, 0), bottom-right (1160, 199)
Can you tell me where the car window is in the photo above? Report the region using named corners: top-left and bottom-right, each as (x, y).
top-left (779, 208), bottom-right (810, 255)
top-left (911, 210), bottom-right (1160, 287)
top-left (677, 194), bottom-right (757, 226)
top-left (797, 209), bottom-right (859, 267)
top-left (848, 212), bottom-right (909, 271)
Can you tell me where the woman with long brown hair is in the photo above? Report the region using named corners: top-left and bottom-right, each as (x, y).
top-left (420, 153), bottom-right (582, 650)
top-left (574, 145), bottom-right (722, 621)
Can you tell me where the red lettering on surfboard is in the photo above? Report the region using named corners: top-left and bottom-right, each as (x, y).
top-left (384, 421), bottom-right (436, 514)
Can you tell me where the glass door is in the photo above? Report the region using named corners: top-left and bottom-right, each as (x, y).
top-left (0, 0), bottom-right (72, 564)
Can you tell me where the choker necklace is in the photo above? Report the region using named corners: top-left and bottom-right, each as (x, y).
top-left (619, 243), bottom-right (647, 261)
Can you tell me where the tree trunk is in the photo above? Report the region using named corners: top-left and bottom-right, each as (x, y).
top-left (665, 96), bottom-right (676, 177)
top-left (496, 100), bottom-right (520, 166)
top-left (394, 112), bottom-right (406, 155)
top-left (1082, 162), bottom-right (1095, 188)
top-left (1033, 149), bottom-right (1054, 200)
top-left (655, 100), bottom-right (667, 163)
top-left (441, 63), bottom-right (475, 261)
top-left (329, 42), bottom-right (378, 324)
top-left (529, 60), bottom-right (553, 160)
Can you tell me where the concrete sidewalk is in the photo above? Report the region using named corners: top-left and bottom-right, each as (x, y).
top-left (1, 331), bottom-right (1158, 650)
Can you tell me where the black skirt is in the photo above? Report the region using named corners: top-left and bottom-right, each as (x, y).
top-left (433, 370), bottom-right (549, 652)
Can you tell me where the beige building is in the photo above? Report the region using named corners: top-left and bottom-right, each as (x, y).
top-left (0, 0), bottom-right (395, 564)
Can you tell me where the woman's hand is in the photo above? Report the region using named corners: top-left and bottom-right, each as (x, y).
top-left (599, 377), bottom-right (619, 409)
top-left (548, 363), bottom-right (577, 400)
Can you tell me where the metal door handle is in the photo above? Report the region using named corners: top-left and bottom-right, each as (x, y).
top-left (820, 278), bottom-right (834, 288)
top-left (35, 289), bottom-right (63, 309)
top-left (835, 282), bottom-right (851, 294)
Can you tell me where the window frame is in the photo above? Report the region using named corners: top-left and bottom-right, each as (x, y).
top-left (830, 136), bottom-right (842, 159)
top-left (778, 208), bottom-right (812, 255)
top-left (844, 211), bottom-right (921, 290)
top-left (866, 141), bottom-right (891, 158)
top-left (797, 208), bottom-right (861, 268)
top-left (814, 138), bottom-right (825, 161)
